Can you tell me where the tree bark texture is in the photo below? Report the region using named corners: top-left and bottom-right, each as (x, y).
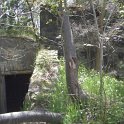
top-left (62, 11), bottom-right (87, 102)
top-left (0, 111), bottom-right (62, 124)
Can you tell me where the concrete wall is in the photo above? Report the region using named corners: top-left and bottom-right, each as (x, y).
top-left (0, 36), bottom-right (38, 113)
top-left (0, 36), bottom-right (38, 75)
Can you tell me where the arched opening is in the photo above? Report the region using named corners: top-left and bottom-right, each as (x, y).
top-left (5, 74), bottom-right (31, 112)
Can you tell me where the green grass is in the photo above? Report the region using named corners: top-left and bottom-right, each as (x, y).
top-left (24, 60), bottom-right (124, 124)
top-left (48, 61), bottom-right (124, 124)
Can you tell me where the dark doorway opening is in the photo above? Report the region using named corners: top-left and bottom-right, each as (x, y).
top-left (5, 74), bottom-right (31, 112)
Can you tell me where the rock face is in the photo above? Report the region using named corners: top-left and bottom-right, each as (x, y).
top-left (0, 36), bottom-right (38, 74)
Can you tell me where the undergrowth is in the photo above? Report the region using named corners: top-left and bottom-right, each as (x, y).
top-left (0, 27), bottom-right (36, 40)
top-left (24, 60), bottom-right (124, 124)
top-left (48, 61), bottom-right (124, 124)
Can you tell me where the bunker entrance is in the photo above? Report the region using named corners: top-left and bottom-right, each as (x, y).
top-left (5, 74), bottom-right (31, 112)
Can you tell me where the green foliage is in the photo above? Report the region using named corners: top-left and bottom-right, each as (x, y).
top-left (48, 60), bottom-right (68, 112)
top-left (0, 27), bottom-right (36, 40)
top-left (22, 99), bottom-right (32, 111)
top-left (23, 59), bottom-right (124, 123)
top-left (48, 60), bottom-right (82, 124)
top-left (48, 61), bottom-right (124, 123)
top-left (119, 5), bottom-right (124, 18)
top-left (42, 0), bottom-right (59, 5)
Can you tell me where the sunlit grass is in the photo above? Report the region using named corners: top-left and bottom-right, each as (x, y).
top-left (49, 61), bottom-right (124, 123)
top-left (24, 59), bottom-right (124, 124)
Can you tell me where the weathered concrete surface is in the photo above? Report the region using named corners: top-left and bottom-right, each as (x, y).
top-left (0, 36), bottom-right (38, 114)
top-left (25, 49), bottom-right (58, 110)
top-left (0, 36), bottom-right (38, 75)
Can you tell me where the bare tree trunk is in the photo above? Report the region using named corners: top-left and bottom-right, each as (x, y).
top-left (0, 111), bottom-right (62, 124)
top-left (62, 10), bottom-right (87, 102)
top-left (90, 0), bottom-right (106, 71)
top-left (91, 0), bottom-right (106, 123)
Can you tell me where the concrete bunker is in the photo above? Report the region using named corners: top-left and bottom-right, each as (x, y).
top-left (0, 37), bottom-right (37, 113)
